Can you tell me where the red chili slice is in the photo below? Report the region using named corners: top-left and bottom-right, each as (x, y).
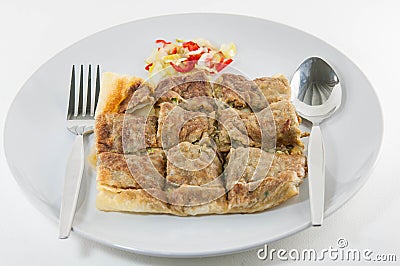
top-left (215, 58), bottom-right (233, 72)
top-left (170, 60), bottom-right (196, 73)
top-left (182, 41), bottom-right (200, 51)
top-left (187, 52), bottom-right (204, 62)
top-left (145, 63), bottom-right (153, 71)
top-left (156, 39), bottom-right (171, 45)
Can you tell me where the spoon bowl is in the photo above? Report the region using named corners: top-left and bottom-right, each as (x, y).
top-left (291, 57), bottom-right (342, 124)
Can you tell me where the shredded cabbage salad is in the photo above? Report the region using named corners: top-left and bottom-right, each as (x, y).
top-left (145, 38), bottom-right (236, 77)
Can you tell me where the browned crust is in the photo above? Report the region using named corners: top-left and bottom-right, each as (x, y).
top-left (96, 152), bottom-right (140, 189)
top-left (97, 150), bottom-right (166, 189)
top-left (224, 147), bottom-right (307, 190)
top-left (155, 71), bottom-right (213, 104)
top-left (95, 113), bottom-right (113, 153)
top-left (166, 141), bottom-right (224, 187)
top-left (213, 73), bottom-right (256, 110)
top-left (96, 185), bottom-right (228, 216)
top-left (157, 102), bottom-right (216, 148)
top-left (215, 100), bottom-right (303, 152)
top-left (95, 72), bottom-right (144, 117)
top-left (96, 170), bottom-right (302, 215)
top-left (213, 73), bottom-right (291, 111)
top-left (227, 170), bottom-right (302, 213)
top-left (95, 113), bottom-right (158, 154)
top-left (270, 100), bottom-right (303, 148)
top-left (96, 186), bottom-right (172, 214)
top-left (167, 185), bottom-right (228, 216)
top-left (253, 74), bottom-right (291, 103)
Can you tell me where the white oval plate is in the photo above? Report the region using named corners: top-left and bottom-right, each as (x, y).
top-left (4, 13), bottom-right (383, 257)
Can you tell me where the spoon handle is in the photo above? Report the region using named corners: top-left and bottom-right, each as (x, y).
top-left (308, 125), bottom-right (325, 226)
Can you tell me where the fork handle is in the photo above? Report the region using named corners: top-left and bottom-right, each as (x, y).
top-left (308, 125), bottom-right (325, 226)
top-left (59, 134), bottom-right (84, 239)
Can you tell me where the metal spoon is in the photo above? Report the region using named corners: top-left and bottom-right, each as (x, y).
top-left (290, 57), bottom-right (342, 226)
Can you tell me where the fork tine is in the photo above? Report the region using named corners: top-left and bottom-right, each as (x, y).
top-left (94, 65), bottom-right (100, 112)
top-left (86, 65), bottom-right (92, 116)
top-left (76, 65), bottom-right (84, 116)
top-left (81, 65), bottom-right (88, 117)
top-left (89, 65), bottom-right (96, 116)
top-left (74, 65), bottom-right (82, 116)
top-left (67, 65), bottom-right (76, 118)
top-left (80, 65), bottom-right (87, 116)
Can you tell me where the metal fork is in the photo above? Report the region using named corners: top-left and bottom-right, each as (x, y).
top-left (59, 65), bottom-right (100, 239)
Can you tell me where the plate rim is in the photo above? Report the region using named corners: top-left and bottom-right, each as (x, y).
top-left (3, 12), bottom-right (384, 258)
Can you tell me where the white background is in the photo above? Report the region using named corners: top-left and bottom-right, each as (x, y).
top-left (1, 0), bottom-right (399, 265)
